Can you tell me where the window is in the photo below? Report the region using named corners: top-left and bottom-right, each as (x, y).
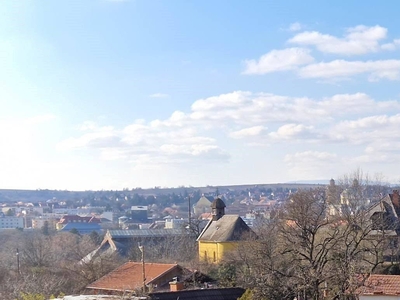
top-left (213, 251), bottom-right (216, 262)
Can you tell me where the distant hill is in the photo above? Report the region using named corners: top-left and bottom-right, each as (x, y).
top-left (0, 182), bottom-right (326, 203)
top-left (285, 179), bottom-right (331, 185)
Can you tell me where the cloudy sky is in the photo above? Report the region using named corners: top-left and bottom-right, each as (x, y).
top-left (2, 1), bottom-right (400, 190)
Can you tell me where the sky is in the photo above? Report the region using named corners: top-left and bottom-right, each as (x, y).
top-left (1, 0), bottom-right (400, 190)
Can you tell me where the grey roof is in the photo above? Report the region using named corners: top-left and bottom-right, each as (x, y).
top-left (150, 287), bottom-right (245, 300)
top-left (108, 229), bottom-right (186, 239)
top-left (197, 215), bottom-right (251, 242)
top-left (60, 223), bottom-right (101, 234)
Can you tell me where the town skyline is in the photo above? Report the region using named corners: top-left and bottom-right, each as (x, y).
top-left (2, 1), bottom-right (400, 190)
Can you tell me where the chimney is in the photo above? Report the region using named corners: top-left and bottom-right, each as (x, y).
top-left (392, 190), bottom-right (400, 208)
top-left (169, 277), bottom-right (184, 292)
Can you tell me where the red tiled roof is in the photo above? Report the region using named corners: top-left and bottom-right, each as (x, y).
top-left (199, 213), bottom-right (212, 220)
top-left (87, 262), bottom-right (179, 292)
top-left (357, 274), bottom-right (400, 295)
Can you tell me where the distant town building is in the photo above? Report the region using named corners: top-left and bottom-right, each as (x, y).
top-left (32, 215), bottom-right (59, 230)
top-left (193, 195), bottom-right (212, 216)
top-left (56, 215), bottom-right (101, 234)
top-left (165, 217), bottom-right (187, 229)
top-left (52, 206), bottom-right (106, 216)
top-left (0, 213), bottom-right (24, 229)
top-left (131, 206), bottom-right (148, 223)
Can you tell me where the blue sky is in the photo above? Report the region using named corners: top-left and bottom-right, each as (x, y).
top-left (2, 0), bottom-right (400, 190)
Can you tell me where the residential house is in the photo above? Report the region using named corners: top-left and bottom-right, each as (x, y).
top-left (86, 262), bottom-right (187, 294)
top-left (365, 190), bottom-right (400, 262)
top-left (356, 274), bottom-right (400, 299)
top-left (197, 197), bottom-right (252, 263)
top-left (193, 195), bottom-right (212, 216)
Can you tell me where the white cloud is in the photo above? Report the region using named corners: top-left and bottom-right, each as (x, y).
top-left (230, 126), bottom-right (267, 139)
top-left (59, 90), bottom-right (400, 180)
top-left (289, 25), bottom-right (388, 55)
top-left (149, 93), bottom-right (169, 98)
top-left (57, 125), bottom-right (120, 150)
top-left (243, 48), bottom-right (314, 75)
top-left (243, 25), bottom-right (400, 81)
top-left (284, 150), bottom-right (337, 163)
top-left (288, 22), bottom-right (303, 32)
top-left (381, 39), bottom-right (400, 51)
top-left (298, 59), bottom-right (400, 81)
top-left (58, 119), bottom-right (229, 165)
top-left (269, 123), bottom-right (315, 140)
top-left (284, 151), bottom-right (339, 179)
top-left (188, 91), bottom-right (400, 126)
top-left (332, 114), bottom-right (400, 144)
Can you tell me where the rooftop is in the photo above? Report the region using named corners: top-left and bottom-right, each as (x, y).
top-left (87, 262), bottom-right (181, 292)
top-left (357, 274), bottom-right (400, 295)
top-left (197, 215), bottom-right (252, 242)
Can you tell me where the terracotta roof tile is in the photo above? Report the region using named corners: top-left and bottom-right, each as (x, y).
top-left (87, 262), bottom-right (180, 292)
top-left (357, 274), bottom-right (400, 295)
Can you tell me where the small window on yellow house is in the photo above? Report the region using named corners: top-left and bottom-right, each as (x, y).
top-left (213, 251), bottom-right (216, 262)
top-left (204, 251), bottom-right (207, 260)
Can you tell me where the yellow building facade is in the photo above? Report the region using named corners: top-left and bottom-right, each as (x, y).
top-left (197, 197), bottom-right (251, 264)
top-left (198, 240), bottom-right (238, 263)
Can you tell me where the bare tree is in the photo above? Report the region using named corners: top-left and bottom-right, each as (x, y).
top-left (227, 188), bottom-right (387, 300)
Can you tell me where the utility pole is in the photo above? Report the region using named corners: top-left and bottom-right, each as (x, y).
top-left (16, 248), bottom-right (20, 277)
top-left (138, 244), bottom-right (146, 294)
top-left (188, 195), bottom-right (191, 232)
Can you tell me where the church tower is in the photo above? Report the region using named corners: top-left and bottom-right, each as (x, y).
top-left (211, 197), bottom-right (226, 221)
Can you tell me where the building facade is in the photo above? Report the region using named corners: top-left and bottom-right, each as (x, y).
top-left (197, 197), bottom-right (252, 263)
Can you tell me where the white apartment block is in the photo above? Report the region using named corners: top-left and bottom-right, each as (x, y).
top-left (0, 216), bottom-right (24, 229)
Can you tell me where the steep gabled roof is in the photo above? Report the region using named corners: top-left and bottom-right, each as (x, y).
top-left (197, 215), bottom-right (251, 242)
top-left (86, 262), bottom-right (181, 292)
top-left (195, 196), bottom-right (212, 207)
top-left (367, 193), bottom-right (400, 219)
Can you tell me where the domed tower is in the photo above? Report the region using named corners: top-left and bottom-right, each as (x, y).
top-left (211, 197), bottom-right (226, 221)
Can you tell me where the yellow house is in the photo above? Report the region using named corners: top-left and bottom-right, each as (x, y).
top-left (197, 197), bottom-right (251, 263)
